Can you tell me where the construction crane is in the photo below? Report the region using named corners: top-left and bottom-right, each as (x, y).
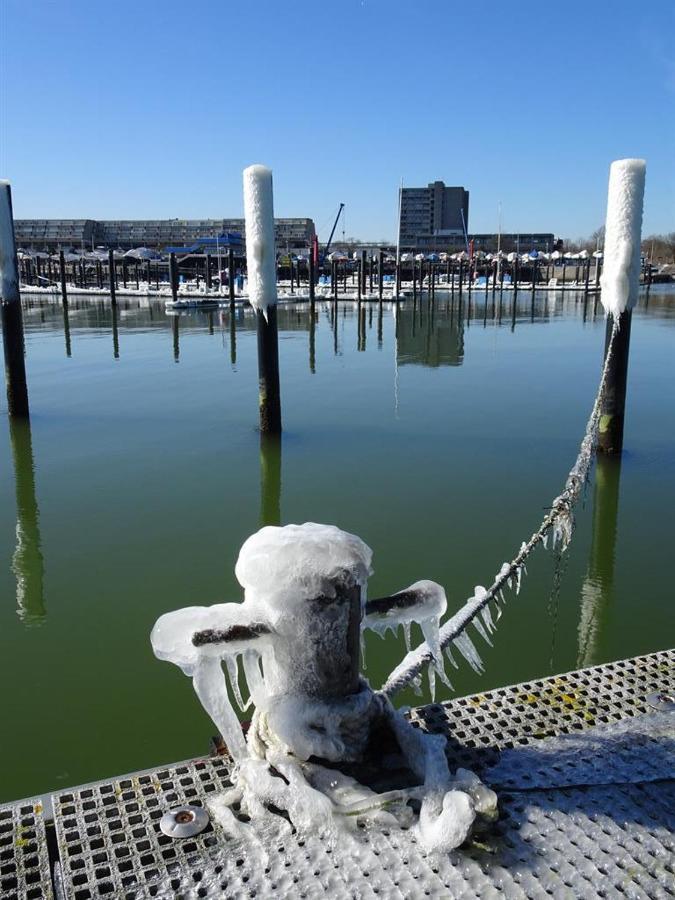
top-left (321, 203), bottom-right (345, 262)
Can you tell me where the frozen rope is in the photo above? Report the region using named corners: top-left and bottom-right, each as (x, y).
top-left (381, 317), bottom-right (621, 698)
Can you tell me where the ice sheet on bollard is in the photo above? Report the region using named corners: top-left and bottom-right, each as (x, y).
top-left (599, 158), bottom-right (646, 317)
top-left (235, 523), bottom-right (372, 616)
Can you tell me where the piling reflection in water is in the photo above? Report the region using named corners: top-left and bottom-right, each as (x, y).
top-left (112, 304), bottom-right (120, 359)
top-left (9, 417), bottom-right (45, 625)
top-left (230, 311), bottom-right (237, 367)
top-left (171, 314), bottom-right (179, 363)
top-left (308, 306), bottom-right (316, 374)
top-left (62, 299), bottom-right (72, 358)
top-left (396, 300), bottom-right (464, 367)
top-left (259, 434), bottom-right (282, 527)
top-left (577, 454), bottom-right (622, 667)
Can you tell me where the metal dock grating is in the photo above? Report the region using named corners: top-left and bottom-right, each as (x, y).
top-left (1, 649), bottom-right (673, 898)
top-left (409, 649), bottom-right (675, 776)
top-left (0, 798), bottom-right (52, 900)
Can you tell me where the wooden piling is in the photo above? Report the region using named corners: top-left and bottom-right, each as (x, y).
top-left (169, 252), bottom-right (178, 305)
top-left (59, 250), bottom-right (68, 304)
top-left (243, 165), bottom-right (282, 435)
top-left (308, 250), bottom-right (316, 306)
top-left (0, 183), bottom-right (29, 417)
top-left (228, 248), bottom-right (235, 309)
top-left (205, 254), bottom-right (212, 291)
top-left (108, 250), bottom-right (116, 305)
top-left (598, 312), bottom-right (632, 454)
top-left (256, 308), bottom-right (282, 433)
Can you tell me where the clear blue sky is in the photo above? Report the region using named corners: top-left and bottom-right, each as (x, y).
top-left (1, 0), bottom-right (673, 241)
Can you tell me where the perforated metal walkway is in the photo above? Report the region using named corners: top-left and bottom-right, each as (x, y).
top-left (1, 650), bottom-right (673, 899)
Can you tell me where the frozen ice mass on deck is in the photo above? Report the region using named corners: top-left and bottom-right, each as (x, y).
top-left (151, 522), bottom-right (497, 852)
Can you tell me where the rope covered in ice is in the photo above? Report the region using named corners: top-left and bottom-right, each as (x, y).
top-left (381, 317), bottom-right (621, 698)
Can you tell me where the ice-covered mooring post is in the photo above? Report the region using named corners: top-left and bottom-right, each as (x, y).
top-left (243, 164), bottom-right (281, 434)
top-left (0, 182), bottom-right (29, 418)
top-left (598, 158), bottom-right (645, 454)
top-left (151, 523), bottom-right (497, 852)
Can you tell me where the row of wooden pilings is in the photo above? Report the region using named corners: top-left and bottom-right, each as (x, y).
top-left (18, 247), bottom-right (239, 307)
top-left (18, 249), bottom-right (616, 303)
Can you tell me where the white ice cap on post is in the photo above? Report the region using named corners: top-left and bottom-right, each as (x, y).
top-left (599, 159), bottom-right (646, 317)
top-left (0, 181), bottom-right (20, 303)
top-left (243, 164), bottom-right (277, 318)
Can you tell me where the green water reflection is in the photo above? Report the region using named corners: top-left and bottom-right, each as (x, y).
top-left (1, 287), bottom-right (674, 802)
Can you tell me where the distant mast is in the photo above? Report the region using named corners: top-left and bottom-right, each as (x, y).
top-left (497, 201), bottom-right (502, 282)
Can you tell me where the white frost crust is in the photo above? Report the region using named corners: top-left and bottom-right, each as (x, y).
top-left (243, 164), bottom-right (278, 317)
top-left (235, 522), bottom-right (372, 616)
top-left (259, 685), bottom-right (375, 762)
top-left (150, 603), bottom-right (270, 676)
top-left (599, 159), bottom-right (646, 316)
top-left (0, 181), bottom-right (20, 303)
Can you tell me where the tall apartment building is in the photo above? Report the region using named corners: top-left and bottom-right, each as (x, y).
top-left (399, 182), bottom-right (469, 251)
top-left (14, 218), bottom-right (316, 253)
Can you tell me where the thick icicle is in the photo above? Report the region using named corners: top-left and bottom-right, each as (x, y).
top-left (193, 657), bottom-right (247, 760)
top-left (224, 653), bottom-right (248, 711)
top-left (452, 632), bottom-right (484, 674)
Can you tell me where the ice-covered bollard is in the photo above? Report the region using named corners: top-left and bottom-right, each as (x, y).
top-left (151, 523), bottom-right (497, 851)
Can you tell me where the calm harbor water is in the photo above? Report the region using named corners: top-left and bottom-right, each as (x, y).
top-left (1, 287), bottom-right (673, 803)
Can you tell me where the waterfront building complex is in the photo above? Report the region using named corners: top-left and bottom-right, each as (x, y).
top-left (14, 218), bottom-right (316, 253)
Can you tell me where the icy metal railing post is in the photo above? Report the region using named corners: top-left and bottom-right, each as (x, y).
top-left (0, 181), bottom-right (30, 418)
top-left (243, 165), bottom-right (282, 435)
top-left (598, 158), bottom-right (645, 455)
